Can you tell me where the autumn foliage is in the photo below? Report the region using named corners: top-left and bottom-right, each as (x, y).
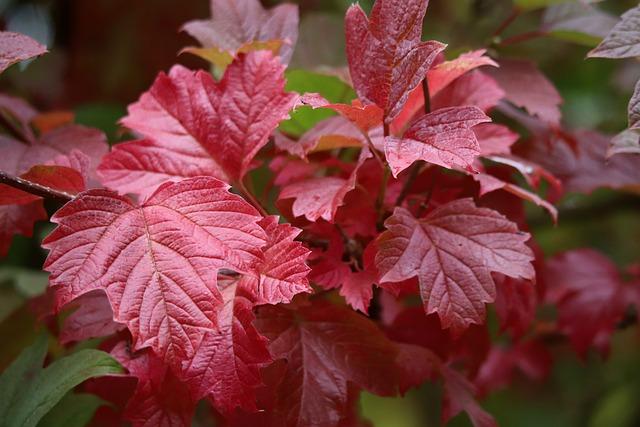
top-left (0, 0), bottom-right (639, 426)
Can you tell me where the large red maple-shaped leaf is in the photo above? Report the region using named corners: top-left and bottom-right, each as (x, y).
top-left (0, 31), bottom-right (47, 73)
top-left (182, 0), bottom-right (299, 65)
top-left (345, 0), bottom-right (445, 122)
top-left (43, 177), bottom-right (267, 370)
top-left (544, 249), bottom-right (626, 357)
top-left (98, 51), bottom-right (298, 196)
top-left (376, 198), bottom-right (534, 334)
top-left (251, 301), bottom-right (400, 427)
top-left (384, 106), bottom-right (490, 177)
top-left (112, 342), bottom-right (196, 427)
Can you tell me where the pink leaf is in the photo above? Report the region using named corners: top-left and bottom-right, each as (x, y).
top-left (376, 199), bottom-right (534, 334)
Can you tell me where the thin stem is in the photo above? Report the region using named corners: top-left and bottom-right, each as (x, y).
top-left (500, 30), bottom-right (546, 47)
top-left (0, 110), bottom-right (31, 143)
top-left (376, 123), bottom-right (392, 229)
top-left (362, 131), bottom-right (385, 169)
top-left (492, 8), bottom-right (520, 38)
top-left (237, 179), bottom-right (269, 217)
top-left (0, 170), bottom-right (74, 202)
top-left (422, 78), bottom-right (431, 115)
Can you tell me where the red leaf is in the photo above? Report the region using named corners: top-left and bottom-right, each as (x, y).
top-left (0, 202), bottom-right (46, 257)
top-left (441, 366), bottom-right (497, 427)
top-left (112, 343), bottom-right (196, 427)
top-left (475, 123), bottom-right (518, 156)
top-left (345, 0), bottom-right (445, 121)
top-left (60, 290), bottom-right (125, 344)
top-left (99, 52), bottom-right (298, 196)
top-left (428, 49), bottom-right (497, 96)
top-left (253, 301), bottom-right (400, 427)
top-left (240, 216), bottom-right (312, 306)
top-left (431, 71), bottom-right (505, 113)
top-left (338, 243), bottom-right (379, 314)
top-left (487, 59), bottom-right (562, 125)
top-left (43, 177), bottom-right (267, 371)
top-left (493, 274), bottom-right (537, 339)
top-left (520, 130), bottom-right (640, 194)
top-left (384, 106), bottom-right (490, 177)
top-left (0, 31), bottom-right (47, 74)
top-left (181, 278), bottom-right (271, 414)
top-left (544, 249), bottom-right (626, 357)
top-left (182, 0), bottom-right (299, 64)
top-left (279, 148), bottom-right (372, 222)
top-left (376, 199), bottom-right (534, 334)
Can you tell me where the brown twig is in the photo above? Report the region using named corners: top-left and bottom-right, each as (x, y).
top-left (500, 30), bottom-right (546, 46)
top-left (0, 110), bottom-right (31, 143)
top-left (492, 8), bottom-right (521, 38)
top-left (0, 170), bottom-right (74, 203)
top-left (237, 179), bottom-right (269, 217)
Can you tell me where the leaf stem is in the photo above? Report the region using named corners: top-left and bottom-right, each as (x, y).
top-left (499, 30), bottom-right (546, 47)
top-left (492, 8), bottom-right (521, 38)
top-left (237, 179), bottom-right (269, 217)
top-left (0, 170), bottom-right (74, 202)
top-left (0, 110), bottom-right (31, 143)
top-left (376, 123), bottom-right (391, 229)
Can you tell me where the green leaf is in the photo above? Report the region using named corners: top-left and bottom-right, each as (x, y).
top-left (280, 69), bottom-right (356, 137)
top-left (0, 336), bottom-right (122, 427)
top-left (0, 267), bottom-right (49, 298)
top-left (38, 393), bottom-right (105, 427)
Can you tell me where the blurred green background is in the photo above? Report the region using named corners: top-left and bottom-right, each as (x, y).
top-left (1, 0), bottom-right (639, 426)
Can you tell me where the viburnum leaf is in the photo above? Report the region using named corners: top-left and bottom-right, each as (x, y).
top-left (428, 49), bottom-right (498, 96)
top-left (182, 0), bottom-right (298, 65)
top-left (43, 177), bottom-right (267, 371)
top-left (521, 130), bottom-right (640, 193)
top-left (251, 301), bottom-right (400, 427)
top-left (542, 3), bottom-right (618, 47)
top-left (180, 278), bottom-right (271, 414)
top-left (475, 123), bottom-right (519, 156)
top-left (487, 59), bottom-right (562, 124)
top-left (431, 71), bottom-right (505, 113)
top-left (279, 148), bottom-right (371, 222)
top-left (338, 243), bottom-right (378, 314)
top-left (60, 291), bottom-right (124, 344)
top-left (111, 342), bottom-right (196, 427)
top-left (0, 31), bottom-right (47, 74)
top-left (0, 203), bottom-right (46, 257)
top-left (98, 51), bottom-right (299, 196)
top-left (345, 0), bottom-right (446, 121)
top-left (376, 198), bottom-right (535, 334)
top-left (493, 274), bottom-right (537, 339)
top-left (588, 4), bottom-right (640, 59)
top-left (544, 249), bottom-right (626, 357)
top-left (441, 365), bottom-right (497, 427)
top-left (384, 106), bottom-right (490, 177)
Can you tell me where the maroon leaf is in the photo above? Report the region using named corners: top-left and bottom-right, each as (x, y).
top-left (544, 249), bottom-right (626, 357)
top-left (0, 202), bottom-right (46, 257)
top-left (376, 199), bottom-right (534, 334)
top-left (588, 5), bottom-right (640, 59)
top-left (0, 31), bottom-right (47, 74)
top-left (98, 52), bottom-right (298, 196)
top-left (112, 342), bottom-right (196, 427)
top-left (494, 274), bottom-right (537, 339)
top-left (384, 106), bottom-right (490, 177)
top-left (475, 123), bottom-right (518, 156)
top-left (253, 301), bottom-right (400, 427)
top-left (441, 366), bottom-right (497, 427)
top-left (182, 0), bottom-right (298, 65)
top-left (43, 177), bottom-right (267, 372)
top-left (431, 71), bottom-right (505, 113)
top-left (181, 278), bottom-right (271, 414)
top-left (60, 291), bottom-right (125, 344)
top-left (487, 59), bottom-right (562, 125)
top-left (345, 0), bottom-right (445, 121)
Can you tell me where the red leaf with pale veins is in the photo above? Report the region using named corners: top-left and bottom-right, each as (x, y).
top-left (112, 342), bottom-right (196, 427)
top-left (431, 71), bottom-right (505, 113)
top-left (588, 5), bottom-right (640, 59)
top-left (279, 148), bottom-right (372, 222)
top-left (99, 52), bottom-right (298, 196)
top-left (544, 249), bottom-right (626, 357)
top-left (240, 216), bottom-right (312, 306)
top-left (384, 106), bottom-right (490, 177)
top-left (60, 290), bottom-right (125, 344)
top-left (181, 278), bottom-right (271, 414)
top-left (182, 0), bottom-right (299, 64)
top-left (487, 60), bottom-right (562, 125)
top-left (376, 199), bottom-right (534, 334)
top-left (428, 50), bottom-right (498, 96)
top-left (0, 31), bottom-right (47, 73)
top-left (441, 366), bottom-right (497, 427)
top-left (345, 0), bottom-right (445, 121)
top-left (43, 177), bottom-right (267, 371)
top-left (253, 301), bottom-right (400, 427)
